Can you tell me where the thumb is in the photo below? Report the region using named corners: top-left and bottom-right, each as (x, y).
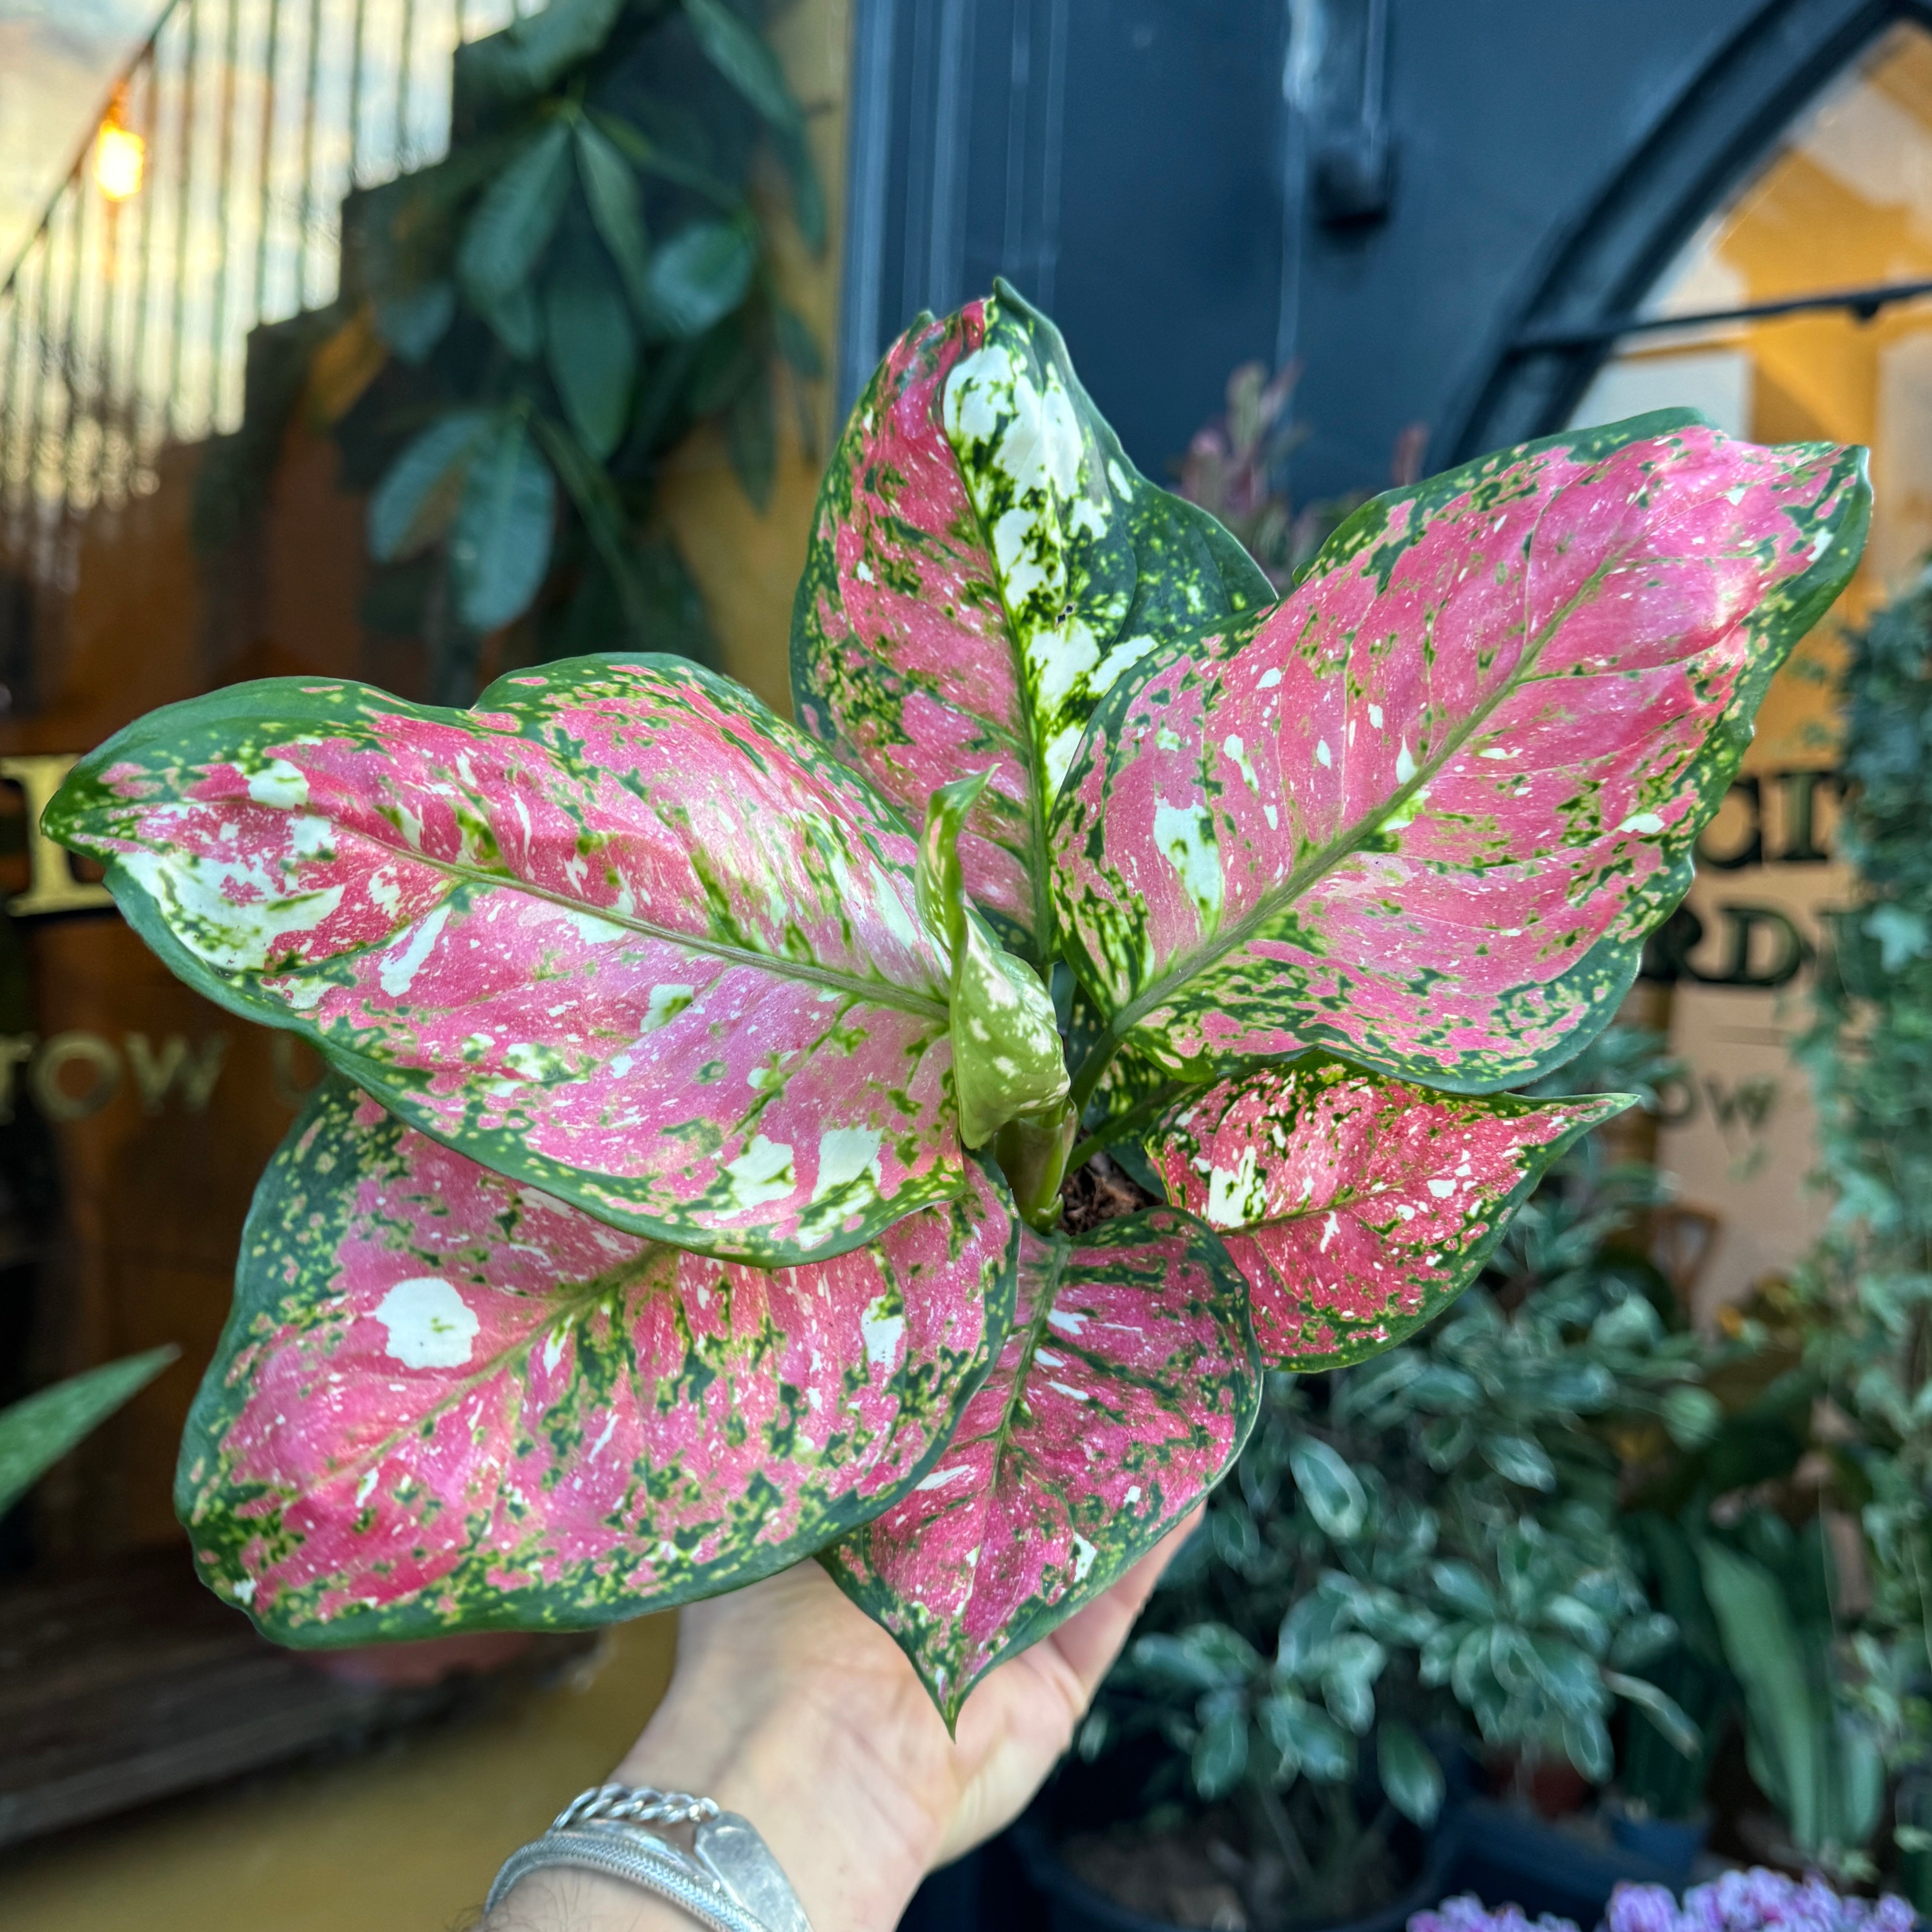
top-left (1043, 1505), bottom-right (1206, 1702)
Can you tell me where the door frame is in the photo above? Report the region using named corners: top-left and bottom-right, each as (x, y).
top-left (1446, 0), bottom-right (1930, 459)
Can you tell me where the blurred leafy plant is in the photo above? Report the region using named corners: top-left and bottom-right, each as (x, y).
top-left (205, 0), bottom-right (823, 699)
top-left (1612, 1287), bottom-right (1896, 1879)
top-left (1177, 361), bottom-right (1426, 588)
top-left (0, 1349), bottom-right (177, 1519)
top-left (1082, 1120), bottom-right (1724, 1928)
top-left (1788, 563), bottom-right (1932, 1896)
top-left (1698, 1518), bottom-right (1885, 1878)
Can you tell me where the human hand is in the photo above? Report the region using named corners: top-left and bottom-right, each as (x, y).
top-left (487, 1509), bottom-right (1201, 1932)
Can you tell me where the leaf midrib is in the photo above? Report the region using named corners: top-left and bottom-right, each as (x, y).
top-left (990, 1233), bottom-right (1214, 1479)
top-left (992, 1235), bottom-right (1071, 1477)
top-left (296, 1251), bottom-right (665, 1501)
top-left (896, 1236), bottom-right (1070, 1555)
top-left (943, 321), bottom-right (1059, 958)
top-left (1103, 516), bottom-right (1632, 1044)
top-left (274, 838), bottom-right (950, 1025)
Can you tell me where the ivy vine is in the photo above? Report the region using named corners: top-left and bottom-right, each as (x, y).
top-left (1793, 568), bottom-right (1932, 1889)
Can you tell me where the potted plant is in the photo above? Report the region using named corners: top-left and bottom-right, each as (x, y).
top-left (36, 285), bottom-right (1867, 1759)
top-left (198, 0), bottom-right (829, 697)
top-left (1025, 1088), bottom-right (1730, 1932)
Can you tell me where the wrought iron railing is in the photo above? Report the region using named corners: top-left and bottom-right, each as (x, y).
top-left (0, 0), bottom-right (528, 588)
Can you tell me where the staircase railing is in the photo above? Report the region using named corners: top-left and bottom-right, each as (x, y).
top-left (0, 0), bottom-right (527, 591)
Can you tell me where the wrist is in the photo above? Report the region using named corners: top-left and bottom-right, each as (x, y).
top-left (486, 1867), bottom-right (684, 1932)
top-left (610, 1656), bottom-right (945, 1932)
top-left (488, 1636), bottom-right (951, 1932)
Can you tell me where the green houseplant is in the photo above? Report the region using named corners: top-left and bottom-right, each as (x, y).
top-left (1064, 1098), bottom-right (1723, 1931)
top-left (40, 283), bottom-right (1869, 1729)
top-left (1781, 559), bottom-right (1932, 1899)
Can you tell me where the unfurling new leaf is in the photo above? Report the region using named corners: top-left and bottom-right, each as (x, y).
top-left (914, 772), bottom-right (1069, 1151)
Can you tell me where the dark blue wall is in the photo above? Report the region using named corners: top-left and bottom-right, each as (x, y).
top-left (839, 0), bottom-right (1913, 498)
top-left (1294, 0), bottom-right (1764, 490)
top-left (842, 0), bottom-right (1294, 492)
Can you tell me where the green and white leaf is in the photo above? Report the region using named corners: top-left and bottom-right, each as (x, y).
top-left (914, 772), bottom-right (1068, 1150)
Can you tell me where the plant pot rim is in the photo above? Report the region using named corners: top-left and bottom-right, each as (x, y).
top-left (1602, 1798), bottom-right (1712, 1829)
top-left (1011, 1807), bottom-right (1462, 1932)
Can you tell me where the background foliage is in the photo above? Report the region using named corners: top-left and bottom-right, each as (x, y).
top-left (199, 0), bottom-right (823, 700)
top-left (1792, 564), bottom-right (1932, 1894)
top-left (1080, 1062), bottom-right (1727, 1926)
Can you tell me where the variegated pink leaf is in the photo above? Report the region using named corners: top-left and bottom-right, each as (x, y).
top-left (48, 656), bottom-right (964, 1262)
top-left (791, 279), bottom-right (1271, 957)
top-left (822, 1210), bottom-right (1258, 1725)
top-left (1053, 415), bottom-right (1870, 1094)
top-left (1153, 1058), bottom-right (1626, 1369)
top-left (177, 1077), bottom-right (1018, 1643)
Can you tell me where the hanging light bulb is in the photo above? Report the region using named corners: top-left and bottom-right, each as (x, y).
top-left (94, 95), bottom-right (144, 202)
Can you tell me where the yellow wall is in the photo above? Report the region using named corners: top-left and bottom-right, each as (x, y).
top-left (1578, 22), bottom-right (1932, 1313)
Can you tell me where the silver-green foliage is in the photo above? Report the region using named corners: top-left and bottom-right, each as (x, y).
top-left (1086, 1150), bottom-right (1718, 1879)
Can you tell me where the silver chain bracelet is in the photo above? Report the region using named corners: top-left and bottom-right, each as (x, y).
top-left (485, 1782), bottom-right (814, 1932)
top-left (552, 1782), bottom-right (721, 1831)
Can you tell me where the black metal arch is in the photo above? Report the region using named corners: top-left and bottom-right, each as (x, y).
top-left (1445, 0), bottom-right (1931, 461)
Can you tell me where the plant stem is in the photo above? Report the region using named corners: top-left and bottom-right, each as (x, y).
top-left (1064, 1081), bottom-right (1188, 1175)
top-left (993, 1104), bottom-right (1077, 1230)
top-left (1252, 1778), bottom-right (1315, 1888)
top-left (1066, 1027), bottom-right (1120, 1117)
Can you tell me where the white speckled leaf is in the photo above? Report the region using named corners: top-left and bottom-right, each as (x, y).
top-left (1053, 417), bottom-right (1870, 1094)
top-left (792, 280), bottom-right (1272, 956)
top-left (47, 656), bottom-right (965, 1263)
top-left (1154, 1058), bottom-right (1627, 1368)
top-left (823, 1210), bottom-right (1259, 1725)
top-left (178, 1077), bottom-right (1018, 1643)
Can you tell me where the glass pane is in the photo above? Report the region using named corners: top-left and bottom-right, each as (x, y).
top-left (1570, 23), bottom-right (1932, 1312)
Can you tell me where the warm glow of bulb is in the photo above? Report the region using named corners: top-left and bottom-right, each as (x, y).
top-left (94, 124), bottom-right (144, 202)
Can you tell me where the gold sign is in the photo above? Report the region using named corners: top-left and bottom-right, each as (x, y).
top-left (0, 754), bottom-right (114, 916)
